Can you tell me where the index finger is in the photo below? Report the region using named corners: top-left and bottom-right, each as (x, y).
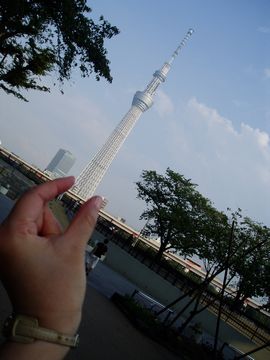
top-left (10, 176), bottom-right (75, 222)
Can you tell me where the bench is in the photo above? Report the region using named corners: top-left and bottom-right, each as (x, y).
top-left (131, 289), bottom-right (174, 323)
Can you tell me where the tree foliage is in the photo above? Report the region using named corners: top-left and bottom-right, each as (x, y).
top-left (136, 168), bottom-right (213, 260)
top-left (261, 259), bottom-right (270, 311)
top-left (0, 0), bottom-right (119, 101)
top-left (229, 217), bottom-right (270, 309)
top-left (160, 211), bottom-right (270, 330)
top-left (137, 168), bottom-right (270, 330)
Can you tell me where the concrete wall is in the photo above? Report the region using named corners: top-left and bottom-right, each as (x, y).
top-left (92, 232), bottom-right (269, 360)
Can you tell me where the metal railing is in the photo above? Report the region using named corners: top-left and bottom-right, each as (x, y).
top-left (96, 220), bottom-right (270, 349)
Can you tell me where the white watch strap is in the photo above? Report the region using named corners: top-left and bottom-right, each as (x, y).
top-left (6, 315), bottom-right (79, 348)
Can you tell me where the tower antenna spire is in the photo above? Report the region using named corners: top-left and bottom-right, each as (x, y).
top-left (168, 28), bottom-right (194, 65)
top-left (73, 29), bottom-right (194, 199)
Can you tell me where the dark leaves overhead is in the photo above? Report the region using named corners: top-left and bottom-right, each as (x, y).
top-left (0, 0), bottom-right (119, 101)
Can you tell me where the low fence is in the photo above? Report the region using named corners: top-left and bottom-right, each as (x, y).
top-left (96, 219), bottom-right (270, 349)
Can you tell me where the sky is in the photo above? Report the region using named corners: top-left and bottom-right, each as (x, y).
top-left (0, 0), bottom-right (270, 231)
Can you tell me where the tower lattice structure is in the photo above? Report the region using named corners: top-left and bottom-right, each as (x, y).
top-left (73, 29), bottom-right (194, 199)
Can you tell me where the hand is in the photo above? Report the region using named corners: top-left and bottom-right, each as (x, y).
top-left (0, 176), bottom-right (102, 335)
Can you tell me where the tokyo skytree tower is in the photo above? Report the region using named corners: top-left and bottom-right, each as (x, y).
top-left (73, 29), bottom-right (194, 199)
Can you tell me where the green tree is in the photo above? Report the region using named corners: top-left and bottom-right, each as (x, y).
top-left (230, 218), bottom-right (270, 310)
top-left (163, 212), bottom-right (270, 331)
top-left (261, 260), bottom-right (270, 311)
top-left (163, 209), bottom-right (234, 330)
top-left (136, 168), bottom-right (211, 260)
top-left (137, 168), bottom-right (270, 331)
top-left (0, 0), bottom-right (119, 101)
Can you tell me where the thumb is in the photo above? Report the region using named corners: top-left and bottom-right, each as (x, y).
top-left (64, 196), bottom-right (103, 248)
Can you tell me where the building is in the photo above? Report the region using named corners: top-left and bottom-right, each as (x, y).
top-left (45, 149), bottom-right (75, 178)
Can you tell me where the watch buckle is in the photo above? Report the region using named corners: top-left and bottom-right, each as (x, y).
top-left (12, 315), bottom-right (38, 343)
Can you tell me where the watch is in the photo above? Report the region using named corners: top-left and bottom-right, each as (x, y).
top-left (2, 315), bottom-right (79, 348)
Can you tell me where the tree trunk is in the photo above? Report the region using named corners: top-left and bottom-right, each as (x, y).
top-left (157, 272), bottom-right (217, 316)
top-left (166, 290), bottom-right (219, 330)
top-left (166, 294), bottom-right (198, 328)
top-left (230, 291), bottom-right (244, 311)
top-left (155, 242), bottom-right (167, 262)
top-left (177, 296), bottom-right (201, 333)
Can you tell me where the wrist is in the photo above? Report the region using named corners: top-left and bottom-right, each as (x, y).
top-left (0, 340), bottom-right (70, 360)
top-left (2, 313), bottom-right (80, 350)
top-left (35, 311), bottom-right (81, 335)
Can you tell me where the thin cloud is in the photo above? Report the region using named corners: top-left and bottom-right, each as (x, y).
top-left (188, 97), bottom-right (237, 135)
top-left (167, 97), bottom-right (270, 225)
top-left (258, 26), bottom-right (270, 34)
top-left (155, 89), bottom-right (174, 117)
top-left (264, 68), bottom-right (270, 79)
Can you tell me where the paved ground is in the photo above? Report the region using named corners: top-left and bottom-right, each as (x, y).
top-left (66, 285), bottom-right (181, 360)
top-left (0, 277), bottom-right (181, 360)
top-left (88, 260), bottom-right (137, 298)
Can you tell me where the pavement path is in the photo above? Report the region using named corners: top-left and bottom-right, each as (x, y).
top-left (88, 261), bottom-right (137, 298)
top-left (66, 285), bottom-right (181, 360)
top-left (0, 265), bottom-right (181, 360)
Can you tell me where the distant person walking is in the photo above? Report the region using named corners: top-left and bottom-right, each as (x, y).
top-left (86, 239), bottom-right (109, 275)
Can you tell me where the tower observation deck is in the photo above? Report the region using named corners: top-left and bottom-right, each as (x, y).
top-left (73, 29), bottom-right (194, 199)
